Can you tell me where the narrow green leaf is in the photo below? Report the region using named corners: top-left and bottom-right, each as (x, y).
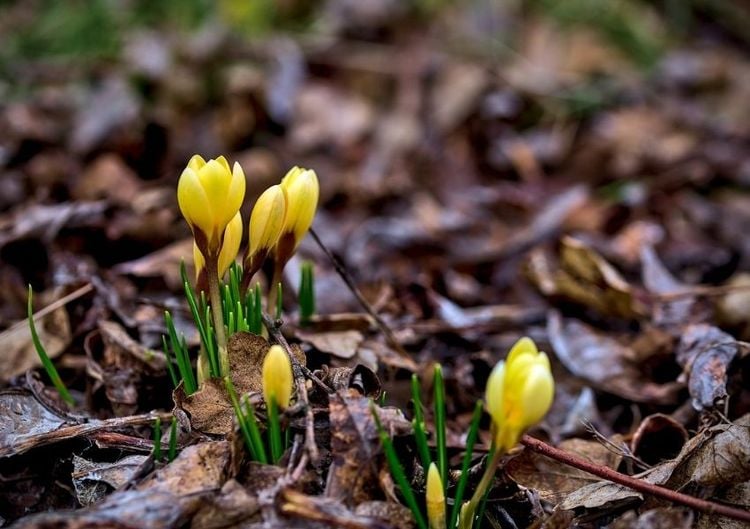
top-left (161, 335), bottom-right (179, 388)
top-left (299, 261), bottom-right (315, 325)
top-left (449, 399), bottom-right (484, 529)
top-left (168, 416), bottom-right (178, 462)
top-left (411, 374), bottom-right (432, 474)
top-left (27, 286), bottom-right (75, 406)
top-left (372, 402), bottom-right (427, 529)
top-left (268, 399), bottom-right (283, 463)
top-left (153, 417), bottom-right (162, 461)
top-left (434, 364), bottom-right (447, 486)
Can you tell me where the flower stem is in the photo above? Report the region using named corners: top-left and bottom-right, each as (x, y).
top-left (459, 447), bottom-right (504, 529)
top-left (205, 253), bottom-right (228, 377)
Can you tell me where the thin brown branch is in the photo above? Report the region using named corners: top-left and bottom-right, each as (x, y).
top-left (309, 228), bottom-right (415, 367)
top-left (520, 435), bottom-right (750, 523)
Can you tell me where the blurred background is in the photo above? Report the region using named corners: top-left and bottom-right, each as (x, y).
top-left (3, 0), bottom-right (750, 377)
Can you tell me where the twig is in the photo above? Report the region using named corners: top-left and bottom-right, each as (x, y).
top-left (520, 435), bottom-right (750, 523)
top-left (652, 283), bottom-right (750, 301)
top-left (262, 312), bottom-right (325, 465)
top-left (309, 228), bottom-right (414, 365)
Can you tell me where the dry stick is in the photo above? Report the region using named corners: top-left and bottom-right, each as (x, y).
top-left (309, 228), bottom-right (413, 363)
top-left (262, 312), bottom-right (325, 465)
top-left (520, 435), bottom-right (750, 523)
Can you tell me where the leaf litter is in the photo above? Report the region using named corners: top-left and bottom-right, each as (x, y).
top-left (2, 2), bottom-right (750, 528)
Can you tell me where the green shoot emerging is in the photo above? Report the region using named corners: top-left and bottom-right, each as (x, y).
top-left (372, 402), bottom-right (428, 529)
top-left (27, 286), bottom-right (74, 406)
top-left (153, 417), bottom-right (162, 461)
top-left (299, 260), bottom-right (315, 325)
top-left (168, 416), bottom-right (178, 462)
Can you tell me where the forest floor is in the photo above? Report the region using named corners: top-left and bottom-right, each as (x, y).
top-left (1, 1), bottom-right (750, 528)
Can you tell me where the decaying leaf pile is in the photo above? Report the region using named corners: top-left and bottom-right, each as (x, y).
top-left (2, 2), bottom-right (750, 528)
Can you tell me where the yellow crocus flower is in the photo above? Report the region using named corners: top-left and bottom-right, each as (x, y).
top-left (426, 462), bottom-right (446, 529)
top-left (485, 337), bottom-right (554, 453)
top-left (262, 345), bottom-right (293, 410)
top-left (277, 166), bottom-right (319, 255)
top-left (242, 185), bottom-right (286, 283)
top-left (194, 212), bottom-right (243, 281)
top-left (177, 154), bottom-right (246, 256)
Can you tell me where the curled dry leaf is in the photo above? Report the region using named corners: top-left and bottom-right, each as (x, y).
top-left (675, 324), bottom-right (743, 411)
top-left (72, 454), bottom-right (149, 506)
top-left (631, 413), bottom-right (688, 466)
top-left (528, 236), bottom-right (647, 319)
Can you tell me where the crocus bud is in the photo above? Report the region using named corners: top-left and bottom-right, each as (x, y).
top-left (262, 345), bottom-right (293, 410)
top-left (194, 211), bottom-right (243, 283)
top-left (177, 154), bottom-right (246, 256)
top-left (426, 462), bottom-right (446, 529)
top-left (273, 167), bottom-right (319, 266)
top-left (485, 337), bottom-right (554, 453)
top-left (243, 185), bottom-right (286, 280)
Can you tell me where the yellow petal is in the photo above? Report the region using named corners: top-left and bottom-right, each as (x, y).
top-left (519, 355), bottom-right (554, 428)
top-left (506, 337), bottom-right (538, 364)
top-left (484, 360), bottom-right (505, 429)
top-left (193, 242), bottom-right (205, 280)
top-left (249, 185), bottom-right (287, 255)
top-left (187, 154), bottom-right (207, 172)
top-left (177, 167), bottom-right (213, 236)
top-left (217, 212), bottom-right (243, 277)
top-left (215, 155), bottom-right (231, 173)
top-left (262, 345), bottom-right (293, 409)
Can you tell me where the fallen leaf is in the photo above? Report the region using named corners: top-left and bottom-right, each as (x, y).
top-left (675, 324), bottom-right (743, 411)
top-left (547, 312), bottom-right (682, 404)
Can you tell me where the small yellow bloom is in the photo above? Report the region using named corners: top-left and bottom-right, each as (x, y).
top-left (249, 184), bottom-right (287, 258)
top-left (177, 154), bottom-right (246, 255)
top-left (485, 337), bottom-right (554, 453)
top-left (262, 345), bottom-right (293, 410)
top-left (426, 462), bottom-right (446, 529)
top-left (194, 212), bottom-right (243, 280)
top-left (278, 166), bottom-right (319, 252)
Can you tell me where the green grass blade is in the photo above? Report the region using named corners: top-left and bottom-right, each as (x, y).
top-left (268, 399), bottom-right (283, 463)
top-left (433, 364), bottom-right (447, 486)
top-left (164, 311), bottom-right (196, 394)
top-left (411, 374), bottom-right (432, 474)
top-left (249, 283), bottom-right (262, 334)
top-left (299, 261), bottom-right (315, 325)
top-left (449, 399), bottom-right (484, 529)
top-left (27, 286), bottom-right (75, 406)
top-left (153, 417), bottom-right (162, 461)
top-left (275, 281), bottom-right (283, 319)
top-left (372, 402), bottom-right (428, 529)
top-left (242, 398), bottom-right (268, 464)
top-left (168, 416), bottom-right (178, 462)
top-left (161, 335), bottom-right (179, 388)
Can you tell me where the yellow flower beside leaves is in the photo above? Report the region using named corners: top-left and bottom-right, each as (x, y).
top-left (262, 345), bottom-right (293, 410)
top-left (177, 154), bottom-right (246, 255)
top-left (485, 337), bottom-right (554, 453)
top-left (194, 212), bottom-right (243, 281)
top-left (426, 462), bottom-right (446, 529)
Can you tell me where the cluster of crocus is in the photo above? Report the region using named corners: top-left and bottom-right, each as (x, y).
top-left (176, 155), bottom-right (319, 379)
